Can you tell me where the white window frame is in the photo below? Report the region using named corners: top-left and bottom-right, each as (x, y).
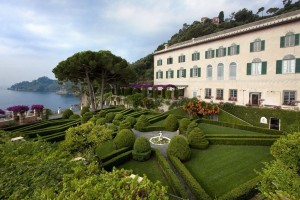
top-left (218, 47), bottom-right (224, 57)
top-left (205, 88), bottom-right (212, 99)
top-left (251, 62), bottom-right (262, 75)
top-left (217, 63), bottom-right (224, 80)
top-left (253, 40), bottom-right (262, 52)
top-left (192, 52), bottom-right (200, 61)
top-left (178, 55), bottom-right (185, 63)
top-left (283, 59), bottom-right (296, 74)
top-left (179, 67), bottom-right (184, 78)
top-left (285, 33), bottom-right (295, 47)
top-left (229, 89), bottom-right (238, 101)
top-left (206, 65), bottom-right (212, 80)
top-left (283, 90), bottom-right (296, 105)
top-left (193, 66), bottom-right (198, 77)
top-left (157, 59), bottom-right (162, 66)
top-left (158, 70), bottom-right (163, 79)
top-left (216, 89), bottom-right (224, 100)
top-left (229, 62), bottom-right (237, 80)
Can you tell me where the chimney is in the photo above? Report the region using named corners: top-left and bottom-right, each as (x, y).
top-left (164, 43), bottom-right (168, 49)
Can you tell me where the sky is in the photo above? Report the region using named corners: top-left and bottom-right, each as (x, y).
top-left (0, 0), bottom-right (284, 86)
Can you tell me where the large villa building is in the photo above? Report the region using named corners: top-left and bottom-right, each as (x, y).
top-left (154, 10), bottom-right (300, 110)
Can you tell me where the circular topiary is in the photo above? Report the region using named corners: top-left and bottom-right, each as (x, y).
top-left (62, 109), bottom-right (74, 119)
top-left (167, 135), bottom-right (191, 161)
top-left (125, 116), bottom-right (137, 127)
top-left (179, 118), bottom-right (191, 135)
top-left (89, 116), bottom-right (97, 124)
top-left (96, 118), bottom-right (106, 125)
top-left (114, 113), bottom-right (124, 121)
top-left (114, 129), bottom-right (136, 149)
top-left (134, 115), bottom-right (150, 131)
top-left (69, 114), bottom-right (80, 120)
top-left (132, 137), bottom-right (152, 161)
top-left (81, 112), bottom-right (93, 124)
top-left (163, 114), bottom-right (179, 131)
top-left (188, 127), bottom-right (209, 149)
top-left (112, 119), bottom-right (121, 126)
top-left (81, 106), bottom-right (90, 116)
top-left (186, 121), bottom-right (198, 136)
top-left (119, 120), bottom-right (132, 131)
top-left (96, 110), bottom-right (107, 118)
top-left (105, 112), bottom-right (116, 123)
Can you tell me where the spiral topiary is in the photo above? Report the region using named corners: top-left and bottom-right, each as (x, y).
top-left (119, 120), bottom-right (132, 131)
top-left (163, 114), bottom-right (179, 131)
top-left (114, 113), bottom-right (124, 121)
top-left (132, 136), bottom-right (152, 161)
top-left (187, 127), bottom-right (209, 149)
top-left (112, 119), bottom-right (121, 126)
top-left (179, 118), bottom-right (191, 135)
top-left (62, 109), bottom-right (74, 119)
top-left (167, 135), bottom-right (191, 161)
top-left (105, 112), bottom-right (116, 123)
top-left (186, 121), bottom-right (198, 136)
top-left (125, 116), bottom-right (137, 127)
top-left (134, 115), bottom-right (150, 131)
top-left (96, 118), bottom-right (106, 125)
top-left (114, 129), bottom-right (135, 149)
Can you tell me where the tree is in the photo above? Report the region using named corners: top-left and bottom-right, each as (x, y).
top-left (234, 8), bottom-right (258, 23)
top-left (283, 0), bottom-right (292, 8)
top-left (53, 50), bottom-right (135, 111)
top-left (256, 7), bottom-right (265, 17)
top-left (258, 132), bottom-right (300, 200)
top-left (218, 11), bottom-right (224, 23)
top-left (266, 7), bottom-right (279, 15)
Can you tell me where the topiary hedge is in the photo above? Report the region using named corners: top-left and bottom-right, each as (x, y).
top-left (163, 114), bottom-right (179, 131)
top-left (103, 150), bottom-right (133, 171)
top-left (188, 127), bottom-right (209, 149)
top-left (80, 106), bottom-right (90, 116)
top-left (167, 135), bottom-right (191, 161)
top-left (186, 121), bottom-right (198, 136)
top-left (119, 120), bottom-right (132, 131)
top-left (105, 112), bottom-right (116, 123)
top-left (69, 114), bottom-right (80, 120)
top-left (124, 116), bottom-right (137, 127)
top-left (114, 113), bottom-right (124, 121)
top-left (96, 110), bottom-right (107, 118)
top-left (96, 118), bottom-right (106, 125)
top-left (62, 109), bottom-right (73, 119)
top-left (114, 129), bottom-right (135, 149)
top-left (134, 115), bottom-right (150, 131)
top-left (132, 137), bottom-right (152, 162)
top-left (81, 112), bottom-right (93, 124)
top-left (179, 118), bottom-right (191, 135)
top-left (112, 119), bottom-right (121, 126)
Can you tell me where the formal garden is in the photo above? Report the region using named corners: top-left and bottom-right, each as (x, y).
top-left (0, 97), bottom-right (299, 200)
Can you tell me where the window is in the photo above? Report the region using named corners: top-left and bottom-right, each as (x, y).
top-left (178, 55), bottom-right (185, 63)
top-left (157, 59), bottom-right (162, 66)
top-left (192, 52), bottom-right (200, 61)
top-left (190, 66), bottom-right (201, 77)
top-left (217, 63), bottom-right (224, 80)
top-left (216, 47), bottom-right (226, 57)
top-left (250, 39), bottom-right (265, 52)
top-left (229, 62), bottom-right (237, 80)
top-left (276, 55), bottom-right (300, 74)
top-left (193, 91), bottom-right (197, 98)
top-left (156, 70), bottom-right (163, 79)
top-left (283, 90), bottom-right (296, 105)
top-left (205, 49), bottom-right (215, 59)
top-left (177, 67), bottom-right (186, 78)
top-left (167, 57), bottom-right (173, 65)
top-left (280, 32), bottom-right (300, 48)
top-left (206, 65), bottom-right (212, 80)
top-left (229, 89), bottom-right (238, 101)
top-left (205, 88), bottom-right (212, 99)
top-left (166, 69), bottom-right (174, 79)
top-left (228, 44), bottom-right (240, 55)
top-left (216, 89), bottom-right (224, 100)
top-left (247, 58), bottom-right (267, 75)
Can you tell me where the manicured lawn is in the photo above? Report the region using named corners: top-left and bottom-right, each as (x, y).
top-left (118, 156), bottom-right (175, 194)
top-left (184, 145), bottom-right (273, 197)
top-left (218, 110), bottom-right (251, 126)
top-left (95, 140), bottom-right (116, 157)
top-left (199, 123), bottom-right (272, 137)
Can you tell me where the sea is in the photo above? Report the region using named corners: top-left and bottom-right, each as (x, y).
top-left (0, 86), bottom-right (80, 112)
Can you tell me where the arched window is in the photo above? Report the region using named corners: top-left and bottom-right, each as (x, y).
top-left (229, 62), bottom-right (237, 80)
top-left (217, 63), bottom-right (224, 80)
top-left (206, 65), bottom-right (212, 80)
top-left (283, 54), bottom-right (296, 73)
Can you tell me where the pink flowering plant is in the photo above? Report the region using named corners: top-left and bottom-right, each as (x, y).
top-left (0, 109), bottom-right (5, 115)
top-left (7, 105), bottom-right (29, 114)
top-left (31, 104), bottom-right (44, 111)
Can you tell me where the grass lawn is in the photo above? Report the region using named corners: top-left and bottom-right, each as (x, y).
top-left (199, 123), bottom-right (272, 137)
top-left (184, 145), bottom-right (273, 197)
top-left (95, 140), bottom-right (116, 158)
top-left (218, 110), bottom-right (251, 126)
top-left (118, 156), bottom-right (175, 194)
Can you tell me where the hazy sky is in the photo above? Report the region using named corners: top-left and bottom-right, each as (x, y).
top-left (0, 0), bottom-right (283, 86)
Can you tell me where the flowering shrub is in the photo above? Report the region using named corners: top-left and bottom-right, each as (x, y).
top-left (7, 105), bottom-right (29, 113)
top-left (228, 97), bottom-right (237, 101)
top-left (31, 104), bottom-right (44, 111)
top-left (0, 109), bottom-right (5, 115)
top-left (182, 99), bottom-right (219, 116)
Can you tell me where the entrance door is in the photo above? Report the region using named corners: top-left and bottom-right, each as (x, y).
top-left (270, 117), bottom-right (280, 130)
top-left (250, 93), bottom-right (260, 106)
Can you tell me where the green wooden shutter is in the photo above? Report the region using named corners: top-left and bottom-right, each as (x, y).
top-left (190, 68), bottom-right (193, 77)
top-left (296, 58), bottom-right (300, 73)
top-left (237, 45), bottom-right (240, 54)
top-left (247, 63), bottom-right (252, 75)
top-left (161, 71), bottom-right (163, 79)
top-left (171, 70), bottom-right (174, 78)
top-left (216, 49), bottom-right (219, 57)
top-left (261, 62), bottom-right (267, 75)
top-left (166, 71), bottom-right (168, 79)
top-left (177, 70), bottom-right (179, 78)
top-left (280, 36), bottom-right (285, 48)
top-left (192, 53), bottom-right (194, 61)
top-left (156, 72), bottom-right (158, 79)
top-left (183, 55), bottom-right (185, 62)
top-left (212, 50), bottom-right (215, 58)
top-left (224, 48), bottom-right (227, 56)
top-left (250, 42), bottom-right (254, 52)
top-left (198, 68), bottom-right (201, 77)
top-left (198, 53), bottom-right (200, 60)
top-left (276, 60), bottom-right (282, 74)
top-left (228, 47), bottom-right (231, 55)
top-left (205, 51), bottom-right (208, 59)
top-left (178, 56), bottom-right (180, 63)
top-left (183, 69), bottom-right (186, 78)
top-left (261, 40), bottom-right (265, 51)
top-left (295, 34), bottom-right (300, 46)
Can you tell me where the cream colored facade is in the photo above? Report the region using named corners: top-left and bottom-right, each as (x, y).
top-left (154, 10), bottom-right (300, 110)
